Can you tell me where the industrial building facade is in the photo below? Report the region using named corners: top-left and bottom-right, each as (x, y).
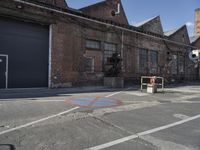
top-left (0, 0), bottom-right (199, 89)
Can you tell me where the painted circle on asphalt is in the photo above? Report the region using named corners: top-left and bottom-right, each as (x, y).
top-left (66, 97), bottom-right (122, 108)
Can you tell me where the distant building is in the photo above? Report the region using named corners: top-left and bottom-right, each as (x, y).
top-left (195, 8), bottom-right (200, 36)
top-left (0, 0), bottom-right (199, 89)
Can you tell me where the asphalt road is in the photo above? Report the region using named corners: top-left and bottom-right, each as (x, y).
top-left (0, 84), bottom-right (200, 150)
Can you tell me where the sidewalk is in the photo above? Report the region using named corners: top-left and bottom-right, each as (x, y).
top-left (0, 86), bottom-right (137, 99)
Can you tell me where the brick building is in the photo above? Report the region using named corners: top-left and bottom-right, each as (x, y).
top-left (0, 0), bottom-right (199, 89)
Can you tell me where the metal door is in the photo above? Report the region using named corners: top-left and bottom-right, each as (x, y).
top-left (0, 55), bottom-right (8, 89)
top-left (0, 18), bottom-right (49, 88)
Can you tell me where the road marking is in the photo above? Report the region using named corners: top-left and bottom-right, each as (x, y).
top-left (85, 114), bottom-right (200, 150)
top-left (105, 87), bottom-right (132, 98)
top-left (125, 92), bottom-right (149, 96)
top-left (173, 114), bottom-right (190, 120)
top-left (174, 101), bottom-right (200, 104)
top-left (105, 92), bottom-right (122, 97)
top-left (30, 99), bottom-right (67, 102)
top-left (0, 107), bottom-right (79, 136)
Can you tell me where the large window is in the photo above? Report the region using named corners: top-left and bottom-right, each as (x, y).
top-left (139, 49), bottom-right (148, 73)
top-left (104, 43), bottom-right (117, 64)
top-left (86, 40), bottom-right (101, 50)
top-left (84, 56), bottom-right (94, 73)
top-left (149, 51), bottom-right (158, 74)
top-left (178, 55), bottom-right (184, 74)
top-left (171, 55), bottom-right (178, 75)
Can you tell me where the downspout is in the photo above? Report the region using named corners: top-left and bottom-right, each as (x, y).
top-left (121, 30), bottom-right (124, 73)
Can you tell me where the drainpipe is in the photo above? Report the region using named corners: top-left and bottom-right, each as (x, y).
top-left (121, 30), bottom-right (124, 73)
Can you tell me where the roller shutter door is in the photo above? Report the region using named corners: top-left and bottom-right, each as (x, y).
top-left (0, 18), bottom-right (49, 88)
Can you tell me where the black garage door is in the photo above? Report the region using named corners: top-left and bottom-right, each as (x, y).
top-left (0, 18), bottom-right (49, 88)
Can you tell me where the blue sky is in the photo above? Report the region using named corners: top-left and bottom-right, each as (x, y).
top-left (66, 0), bottom-right (200, 36)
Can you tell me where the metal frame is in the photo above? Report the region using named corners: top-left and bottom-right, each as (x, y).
top-left (141, 76), bottom-right (164, 93)
top-left (0, 54), bottom-right (8, 89)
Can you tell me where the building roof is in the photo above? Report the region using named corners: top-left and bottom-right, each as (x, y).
top-left (133, 16), bottom-right (158, 27)
top-left (164, 27), bottom-right (182, 36)
top-left (79, 0), bottom-right (106, 11)
top-left (19, 0), bottom-right (195, 48)
top-left (164, 28), bottom-right (179, 36)
top-left (79, 0), bottom-right (129, 25)
top-left (190, 35), bottom-right (200, 43)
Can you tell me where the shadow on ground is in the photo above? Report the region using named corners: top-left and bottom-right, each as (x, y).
top-left (0, 86), bottom-right (139, 100)
top-left (0, 144), bottom-right (15, 150)
top-left (0, 81), bottom-right (199, 100)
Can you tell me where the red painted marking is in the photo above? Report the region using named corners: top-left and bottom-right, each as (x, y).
top-left (65, 97), bottom-right (123, 108)
top-left (88, 97), bottom-right (101, 107)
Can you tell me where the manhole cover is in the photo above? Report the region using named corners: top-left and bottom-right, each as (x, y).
top-left (66, 97), bottom-right (122, 108)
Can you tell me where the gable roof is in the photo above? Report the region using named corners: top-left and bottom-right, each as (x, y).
top-left (164, 25), bottom-right (190, 44)
top-left (133, 16), bottom-right (158, 27)
top-left (132, 16), bottom-right (163, 35)
top-left (164, 28), bottom-right (180, 36)
top-left (190, 35), bottom-right (200, 44)
top-left (17, 0), bottom-right (195, 49)
top-left (79, 0), bottom-right (129, 25)
top-left (79, 1), bottom-right (106, 11)
top-left (164, 25), bottom-right (185, 36)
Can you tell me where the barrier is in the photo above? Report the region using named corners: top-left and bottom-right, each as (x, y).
top-left (141, 76), bottom-right (164, 93)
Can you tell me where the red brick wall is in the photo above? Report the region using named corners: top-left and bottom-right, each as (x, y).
top-left (0, 0), bottom-right (199, 87)
top-left (195, 8), bottom-right (200, 36)
top-left (80, 0), bottom-right (129, 25)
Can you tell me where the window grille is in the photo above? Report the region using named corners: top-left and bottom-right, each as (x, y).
top-left (139, 49), bottom-right (148, 73)
top-left (86, 40), bottom-right (101, 50)
top-left (84, 56), bottom-right (94, 73)
top-left (149, 51), bottom-right (158, 74)
top-left (104, 43), bottom-right (117, 64)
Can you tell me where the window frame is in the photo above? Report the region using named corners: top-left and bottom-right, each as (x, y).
top-left (85, 39), bottom-right (101, 50)
top-left (139, 49), bottom-right (148, 74)
top-left (104, 42), bottom-right (117, 64)
top-left (149, 50), bottom-right (158, 74)
top-left (84, 56), bottom-right (95, 73)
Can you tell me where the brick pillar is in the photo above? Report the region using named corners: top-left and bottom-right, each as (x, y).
top-left (194, 8), bottom-right (200, 36)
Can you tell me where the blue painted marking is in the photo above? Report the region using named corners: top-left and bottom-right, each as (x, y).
top-left (72, 98), bottom-right (94, 106)
top-left (70, 97), bottom-right (122, 108)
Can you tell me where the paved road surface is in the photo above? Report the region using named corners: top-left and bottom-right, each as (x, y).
top-left (0, 84), bottom-right (199, 150)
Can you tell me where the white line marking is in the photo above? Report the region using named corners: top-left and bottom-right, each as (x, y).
top-left (174, 101), bottom-right (200, 104)
top-left (105, 87), bottom-right (132, 98)
top-left (0, 107), bottom-right (79, 136)
top-left (105, 92), bottom-right (122, 97)
top-left (29, 99), bottom-right (67, 102)
top-left (85, 114), bottom-right (200, 150)
top-left (173, 114), bottom-right (190, 120)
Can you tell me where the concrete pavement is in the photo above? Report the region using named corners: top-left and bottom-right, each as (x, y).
top-left (0, 84), bottom-right (199, 150)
